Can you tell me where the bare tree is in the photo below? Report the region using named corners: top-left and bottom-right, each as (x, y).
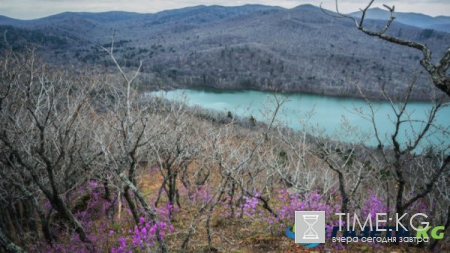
top-left (315, 141), bottom-right (367, 214)
top-left (0, 48), bottom-right (103, 246)
top-left (320, 2), bottom-right (450, 249)
top-left (150, 100), bottom-right (194, 210)
top-left (322, 0), bottom-right (450, 97)
top-left (351, 76), bottom-right (450, 250)
top-left (95, 39), bottom-right (169, 252)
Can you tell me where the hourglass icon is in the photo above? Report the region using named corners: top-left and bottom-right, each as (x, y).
top-left (302, 214), bottom-right (319, 239)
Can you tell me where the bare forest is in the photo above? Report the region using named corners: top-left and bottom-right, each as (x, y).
top-left (0, 1), bottom-right (450, 252)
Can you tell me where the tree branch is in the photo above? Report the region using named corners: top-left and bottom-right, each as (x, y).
top-left (328, 0), bottom-right (450, 97)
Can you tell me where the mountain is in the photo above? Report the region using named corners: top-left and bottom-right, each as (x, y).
top-left (349, 8), bottom-right (450, 33)
top-left (1, 5), bottom-right (280, 27)
top-left (429, 23), bottom-right (450, 33)
top-left (0, 15), bottom-right (30, 27)
top-left (148, 4), bottom-right (281, 25)
top-left (0, 4), bottom-right (448, 100)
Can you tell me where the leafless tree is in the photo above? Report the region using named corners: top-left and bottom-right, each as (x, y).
top-left (270, 109), bottom-right (339, 196)
top-left (320, 2), bottom-right (450, 249)
top-left (150, 99), bottom-right (194, 210)
top-left (314, 140), bottom-right (368, 214)
top-left (0, 48), bottom-right (105, 248)
top-left (351, 76), bottom-right (450, 250)
top-left (95, 39), bottom-right (169, 252)
top-left (322, 0), bottom-right (450, 97)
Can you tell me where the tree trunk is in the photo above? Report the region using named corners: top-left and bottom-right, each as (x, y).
top-left (0, 228), bottom-right (27, 253)
top-left (119, 172), bottom-right (168, 253)
top-left (123, 187), bottom-right (139, 224)
top-left (52, 195), bottom-right (91, 244)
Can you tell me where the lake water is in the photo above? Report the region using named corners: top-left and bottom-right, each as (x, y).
top-left (151, 88), bottom-right (450, 151)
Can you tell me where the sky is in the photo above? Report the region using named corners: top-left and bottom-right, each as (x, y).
top-left (0, 0), bottom-right (449, 20)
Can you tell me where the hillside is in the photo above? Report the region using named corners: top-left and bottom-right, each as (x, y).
top-left (1, 4), bottom-right (449, 100)
top-left (349, 7), bottom-right (450, 33)
top-left (1, 5), bottom-right (450, 253)
top-left (1, 47), bottom-right (449, 252)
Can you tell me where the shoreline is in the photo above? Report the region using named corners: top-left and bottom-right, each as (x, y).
top-left (145, 85), bottom-right (445, 103)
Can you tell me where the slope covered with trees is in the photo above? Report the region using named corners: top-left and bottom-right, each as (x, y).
top-left (0, 42), bottom-right (449, 252)
top-left (0, 2), bottom-right (449, 252)
top-left (1, 4), bottom-right (449, 100)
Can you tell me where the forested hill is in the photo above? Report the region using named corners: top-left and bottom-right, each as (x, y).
top-left (349, 7), bottom-right (450, 33)
top-left (1, 4), bottom-right (449, 100)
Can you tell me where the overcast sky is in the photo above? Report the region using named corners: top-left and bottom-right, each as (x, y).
top-left (0, 0), bottom-right (449, 20)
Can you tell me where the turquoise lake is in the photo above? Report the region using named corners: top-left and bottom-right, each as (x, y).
top-left (151, 88), bottom-right (450, 151)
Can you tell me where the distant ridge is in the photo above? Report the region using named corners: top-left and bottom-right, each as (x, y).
top-left (348, 7), bottom-right (450, 33)
top-left (0, 4), bottom-right (281, 23)
top-left (0, 15), bottom-right (29, 27)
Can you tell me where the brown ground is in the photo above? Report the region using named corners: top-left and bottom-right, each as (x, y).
top-left (135, 170), bottom-right (436, 253)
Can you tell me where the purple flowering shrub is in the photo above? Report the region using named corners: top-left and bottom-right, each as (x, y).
top-left (29, 181), bottom-right (116, 252)
top-left (241, 194), bottom-right (260, 217)
top-left (26, 175), bottom-right (435, 253)
top-left (111, 217), bottom-right (174, 253)
top-left (29, 180), bottom-right (175, 253)
top-left (233, 189), bottom-right (340, 227)
top-left (360, 191), bottom-right (388, 219)
top-left (189, 185), bottom-right (215, 204)
top-left (225, 188), bottom-right (394, 250)
top-left (110, 201), bottom-right (176, 253)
